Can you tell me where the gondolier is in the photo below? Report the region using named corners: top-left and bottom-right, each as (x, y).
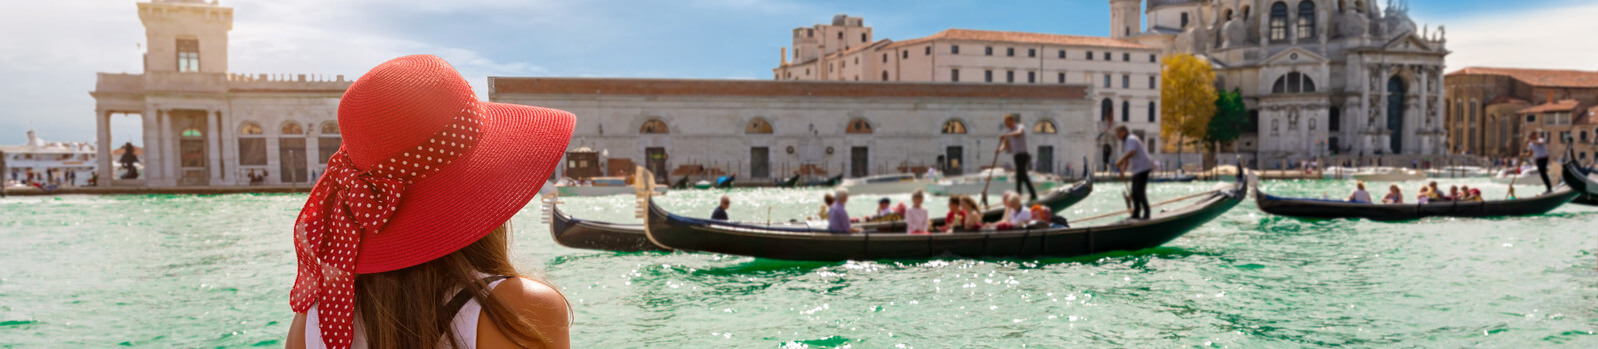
top-left (1114, 126), bottom-right (1156, 220)
top-left (1524, 131), bottom-right (1551, 193)
top-left (999, 113), bottom-right (1037, 201)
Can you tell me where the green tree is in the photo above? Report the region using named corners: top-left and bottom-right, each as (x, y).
top-left (1204, 88), bottom-right (1246, 150)
top-left (1159, 54), bottom-right (1218, 170)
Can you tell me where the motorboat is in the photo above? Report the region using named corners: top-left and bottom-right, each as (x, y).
top-left (837, 173), bottom-right (929, 195)
top-left (1424, 166), bottom-right (1492, 178)
top-left (1349, 167), bottom-right (1427, 182)
top-left (1491, 166), bottom-right (1545, 184)
top-left (926, 169), bottom-right (1062, 196)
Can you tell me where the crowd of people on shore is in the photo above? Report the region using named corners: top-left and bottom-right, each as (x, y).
top-left (5, 168), bottom-right (91, 190)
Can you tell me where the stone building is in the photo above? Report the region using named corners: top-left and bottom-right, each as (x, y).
top-left (90, 0), bottom-right (350, 187)
top-left (1444, 67), bottom-right (1598, 161)
top-left (489, 78), bottom-right (1100, 181)
top-left (1117, 0), bottom-right (1451, 166)
top-left (773, 15), bottom-right (1166, 164)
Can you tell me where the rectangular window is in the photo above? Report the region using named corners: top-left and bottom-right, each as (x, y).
top-left (985, 46), bottom-right (993, 56)
top-left (1028, 48), bottom-right (1036, 57)
top-left (985, 70), bottom-right (993, 83)
top-left (951, 69), bottom-right (960, 82)
top-left (1087, 51), bottom-right (1094, 60)
top-left (318, 137), bottom-right (341, 164)
top-left (1149, 54), bottom-right (1157, 62)
top-left (1149, 76), bottom-right (1156, 89)
top-left (925, 46), bottom-right (931, 55)
top-left (238, 138), bottom-right (267, 165)
top-left (1103, 74), bottom-right (1111, 88)
top-left (1058, 50), bottom-right (1066, 58)
top-left (882, 54), bottom-right (888, 63)
top-left (176, 38), bottom-right (200, 73)
top-left (1122, 53), bottom-right (1130, 62)
top-left (1006, 47), bottom-right (1015, 57)
top-left (952, 45), bottom-right (960, 54)
top-left (1103, 52), bottom-right (1111, 61)
top-left (1122, 75), bottom-right (1130, 88)
top-left (1006, 71), bottom-right (1015, 83)
top-left (1027, 71), bottom-right (1035, 83)
top-left (1058, 72), bottom-right (1065, 83)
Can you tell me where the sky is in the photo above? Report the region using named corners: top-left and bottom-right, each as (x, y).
top-left (1, 0), bottom-right (1595, 147)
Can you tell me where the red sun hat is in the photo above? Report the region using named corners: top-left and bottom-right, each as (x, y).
top-left (289, 54), bottom-right (574, 348)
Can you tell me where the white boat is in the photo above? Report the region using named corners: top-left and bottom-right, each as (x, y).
top-left (1349, 167), bottom-right (1427, 182)
top-left (1425, 166), bottom-right (1492, 178)
top-left (926, 169), bottom-right (1061, 196)
top-left (1492, 166), bottom-right (1545, 184)
top-left (555, 177), bottom-right (667, 197)
top-left (837, 173), bottom-right (929, 195)
top-left (1321, 166), bottom-right (1359, 180)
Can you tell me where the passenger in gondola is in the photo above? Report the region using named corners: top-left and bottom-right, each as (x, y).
top-left (1446, 185), bottom-right (1461, 201)
top-left (1416, 186), bottom-right (1431, 204)
top-left (905, 190), bottom-right (931, 235)
top-left (994, 194), bottom-right (1033, 230)
top-left (1382, 184), bottom-right (1404, 204)
top-left (710, 195), bottom-right (730, 221)
top-left (1347, 181), bottom-right (1373, 203)
top-left (876, 198), bottom-right (894, 217)
top-left (1465, 188), bottom-right (1485, 202)
top-left (827, 189), bottom-right (860, 234)
top-left (940, 195), bottom-right (966, 233)
top-left (817, 193), bottom-right (835, 220)
top-left (1460, 185), bottom-right (1473, 200)
top-left (958, 195), bottom-right (984, 231)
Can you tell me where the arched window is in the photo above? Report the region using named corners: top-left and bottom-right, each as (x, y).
top-left (641, 119), bottom-right (669, 134)
top-left (1225, 9), bottom-right (1234, 21)
top-left (1180, 13), bottom-right (1190, 28)
top-left (941, 119), bottom-right (967, 134)
top-left (239, 122), bottom-right (263, 135)
top-left (745, 118), bottom-right (773, 134)
top-left (1269, 2), bottom-right (1289, 41)
top-left (881, 71), bottom-right (889, 81)
top-left (181, 128), bottom-right (203, 138)
top-left (1272, 72), bottom-right (1316, 93)
top-left (1469, 100), bottom-right (1478, 122)
top-left (1122, 100), bottom-right (1131, 122)
top-left (320, 122), bottom-right (339, 134)
top-left (281, 121), bottom-right (304, 135)
top-left (1148, 101), bottom-right (1157, 122)
top-left (846, 118), bottom-right (873, 134)
top-left (319, 121), bottom-right (341, 164)
top-left (1297, 1), bottom-right (1316, 39)
top-left (1101, 99), bottom-right (1114, 123)
top-left (1033, 120), bottom-right (1057, 134)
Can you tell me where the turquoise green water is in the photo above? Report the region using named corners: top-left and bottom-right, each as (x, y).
top-left (2, 179), bottom-right (1596, 347)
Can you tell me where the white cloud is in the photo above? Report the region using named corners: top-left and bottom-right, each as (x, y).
top-left (1417, 2), bottom-right (1598, 71)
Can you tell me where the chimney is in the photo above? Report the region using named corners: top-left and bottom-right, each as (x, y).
top-left (1546, 91), bottom-right (1554, 104)
top-left (781, 47), bottom-right (789, 66)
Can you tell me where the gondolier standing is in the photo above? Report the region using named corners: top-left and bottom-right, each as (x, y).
top-left (1523, 131), bottom-right (1552, 193)
top-left (999, 113), bottom-right (1038, 201)
top-left (1114, 126), bottom-right (1156, 220)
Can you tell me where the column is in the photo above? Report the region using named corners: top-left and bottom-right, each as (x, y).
top-left (159, 109), bottom-right (175, 186)
top-left (141, 109), bottom-right (160, 185)
top-left (1375, 64), bottom-right (1390, 154)
top-left (1416, 67), bottom-right (1430, 155)
top-left (96, 110), bottom-right (113, 186)
top-left (208, 110), bottom-right (222, 183)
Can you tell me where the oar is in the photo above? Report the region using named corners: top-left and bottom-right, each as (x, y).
top-left (1505, 156), bottom-right (1526, 200)
top-left (979, 142), bottom-right (1006, 207)
top-left (1073, 189), bottom-right (1221, 223)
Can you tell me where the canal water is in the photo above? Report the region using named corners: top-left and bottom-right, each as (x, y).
top-left (1, 179), bottom-right (1595, 347)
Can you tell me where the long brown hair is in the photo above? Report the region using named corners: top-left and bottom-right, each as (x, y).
top-left (353, 224), bottom-right (552, 348)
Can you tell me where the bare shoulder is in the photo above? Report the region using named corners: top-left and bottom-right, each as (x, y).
top-left (479, 277), bottom-right (571, 349)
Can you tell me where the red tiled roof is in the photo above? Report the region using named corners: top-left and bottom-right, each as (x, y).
top-left (1517, 99), bottom-right (1581, 114)
top-left (884, 29), bottom-right (1155, 50)
top-left (1484, 95), bottom-right (1530, 105)
top-left (1447, 67), bottom-right (1598, 88)
top-left (490, 77), bottom-right (1089, 100)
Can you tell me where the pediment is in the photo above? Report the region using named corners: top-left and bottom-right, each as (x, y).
top-left (1262, 47), bottom-right (1328, 66)
top-left (1382, 33), bottom-right (1435, 52)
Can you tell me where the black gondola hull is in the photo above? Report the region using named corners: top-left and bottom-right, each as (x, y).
top-left (643, 180), bottom-right (1246, 261)
top-left (1255, 182), bottom-right (1581, 221)
top-left (1565, 161), bottom-right (1598, 206)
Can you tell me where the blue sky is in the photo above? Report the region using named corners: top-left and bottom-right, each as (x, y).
top-left (2, 0), bottom-right (1595, 146)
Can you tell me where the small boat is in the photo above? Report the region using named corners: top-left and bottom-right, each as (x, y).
top-left (692, 180), bottom-right (712, 189)
top-left (714, 175), bottom-right (736, 189)
top-left (813, 174), bottom-right (845, 187)
top-left (638, 173), bottom-right (1246, 261)
top-left (1491, 166), bottom-right (1544, 184)
top-left (1561, 155), bottom-right (1598, 206)
top-left (1425, 166), bottom-right (1492, 178)
top-left (555, 177), bottom-right (667, 197)
top-left (543, 174), bottom-right (1095, 253)
top-left (669, 177), bottom-right (691, 190)
top-left (776, 175), bottom-right (801, 188)
top-left (1321, 166), bottom-right (1358, 180)
top-left (1253, 178), bottom-right (1584, 222)
top-left (837, 173), bottom-right (929, 195)
top-left (1350, 167), bottom-right (1427, 182)
top-left (926, 169), bottom-right (1062, 196)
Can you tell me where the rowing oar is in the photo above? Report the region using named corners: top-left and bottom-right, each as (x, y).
top-left (1072, 189), bottom-right (1219, 223)
top-left (979, 141), bottom-right (1006, 207)
top-left (1506, 156), bottom-right (1526, 200)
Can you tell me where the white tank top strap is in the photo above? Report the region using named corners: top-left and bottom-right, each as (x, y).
top-left (306, 275), bottom-right (512, 349)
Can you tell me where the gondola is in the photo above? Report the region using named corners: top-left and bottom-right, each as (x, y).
top-left (714, 175), bottom-right (736, 189)
top-left (1562, 153), bottom-right (1598, 206)
top-left (1253, 170), bottom-right (1584, 221)
top-left (543, 174), bottom-right (1095, 253)
top-left (669, 176), bottom-right (690, 190)
top-left (638, 172), bottom-right (1244, 262)
top-left (811, 174), bottom-right (845, 187)
top-left (776, 175), bottom-right (801, 188)
top-left (1150, 173), bottom-right (1198, 183)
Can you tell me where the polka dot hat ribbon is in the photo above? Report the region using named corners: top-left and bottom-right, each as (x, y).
top-left (289, 106), bottom-right (483, 349)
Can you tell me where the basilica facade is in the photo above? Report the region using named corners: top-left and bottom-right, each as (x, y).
top-left (1117, 0), bottom-right (1449, 163)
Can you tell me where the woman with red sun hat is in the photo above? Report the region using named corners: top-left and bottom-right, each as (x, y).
top-left (285, 55), bottom-right (574, 349)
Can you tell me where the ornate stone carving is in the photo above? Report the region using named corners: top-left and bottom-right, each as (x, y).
top-left (1340, 8), bottom-right (1369, 38)
top-left (1222, 15), bottom-right (1248, 49)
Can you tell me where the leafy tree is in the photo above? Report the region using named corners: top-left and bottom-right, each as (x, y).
top-left (1205, 87), bottom-right (1246, 151)
top-left (1159, 54), bottom-right (1218, 168)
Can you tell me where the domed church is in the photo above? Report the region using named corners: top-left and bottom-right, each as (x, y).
top-left (1116, 0), bottom-right (1449, 162)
